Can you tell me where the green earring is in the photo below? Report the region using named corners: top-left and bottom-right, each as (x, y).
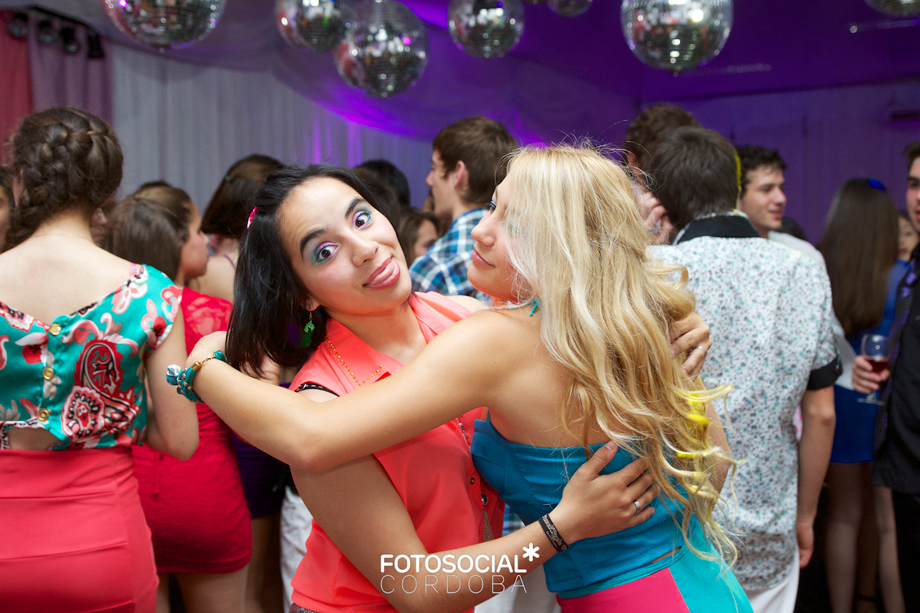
top-left (300, 311), bottom-right (315, 347)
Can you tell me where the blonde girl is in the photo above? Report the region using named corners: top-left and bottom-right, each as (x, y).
top-left (183, 146), bottom-right (750, 611)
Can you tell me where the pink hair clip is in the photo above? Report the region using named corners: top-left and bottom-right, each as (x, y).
top-left (247, 207), bottom-right (257, 229)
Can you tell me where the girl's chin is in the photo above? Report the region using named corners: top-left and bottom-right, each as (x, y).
top-left (392, 275), bottom-right (414, 299)
top-left (469, 276), bottom-right (519, 303)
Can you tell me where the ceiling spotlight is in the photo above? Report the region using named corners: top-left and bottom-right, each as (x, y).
top-left (86, 30), bottom-right (105, 59)
top-left (36, 18), bottom-right (59, 44)
top-left (7, 12), bottom-right (28, 38)
top-left (61, 24), bottom-right (81, 55)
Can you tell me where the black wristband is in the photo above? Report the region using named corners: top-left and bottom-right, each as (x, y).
top-left (538, 514), bottom-right (568, 552)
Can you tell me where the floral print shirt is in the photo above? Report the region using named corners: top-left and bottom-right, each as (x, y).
top-left (0, 264), bottom-right (180, 450)
top-left (652, 213), bottom-right (840, 591)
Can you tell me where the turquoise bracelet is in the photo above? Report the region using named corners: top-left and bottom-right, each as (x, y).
top-left (166, 350), bottom-right (228, 403)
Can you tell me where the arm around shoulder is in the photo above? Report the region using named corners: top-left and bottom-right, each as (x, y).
top-left (190, 311), bottom-right (514, 471)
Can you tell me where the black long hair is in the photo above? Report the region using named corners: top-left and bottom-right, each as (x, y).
top-left (226, 164), bottom-right (395, 376)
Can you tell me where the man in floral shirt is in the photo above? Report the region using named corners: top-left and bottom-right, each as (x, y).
top-left (650, 127), bottom-right (839, 613)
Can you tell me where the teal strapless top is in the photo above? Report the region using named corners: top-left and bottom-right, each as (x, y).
top-left (471, 416), bottom-right (701, 596)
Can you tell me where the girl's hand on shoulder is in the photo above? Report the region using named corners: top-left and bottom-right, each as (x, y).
top-left (669, 311), bottom-right (711, 377)
top-left (187, 331), bottom-right (228, 368)
top-left (549, 443), bottom-right (658, 544)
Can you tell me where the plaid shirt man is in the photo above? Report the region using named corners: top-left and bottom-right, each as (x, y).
top-left (409, 208), bottom-right (487, 301)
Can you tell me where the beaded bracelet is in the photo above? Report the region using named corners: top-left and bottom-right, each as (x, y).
top-left (166, 350), bottom-right (228, 403)
top-left (538, 514), bottom-right (569, 552)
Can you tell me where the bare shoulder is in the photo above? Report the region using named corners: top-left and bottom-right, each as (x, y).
top-left (192, 257), bottom-right (235, 301)
top-left (208, 254), bottom-right (236, 272)
top-left (0, 242), bottom-right (133, 311)
top-left (434, 307), bottom-right (540, 359)
top-left (444, 294), bottom-right (489, 314)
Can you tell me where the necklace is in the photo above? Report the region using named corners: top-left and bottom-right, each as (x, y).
top-left (456, 418), bottom-right (469, 447)
top-left (416, 299), bottom-right (472, 447)
top-left (325, 338), bottom-right (383, 387)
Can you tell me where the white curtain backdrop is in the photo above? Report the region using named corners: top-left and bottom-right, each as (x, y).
top-left (109, 39), bottom-right (920, 242)
top-left (111, 42), bottom-right (434, 211)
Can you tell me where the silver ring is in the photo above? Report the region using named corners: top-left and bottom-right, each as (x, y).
top-left (691, 345), bottom-right (708, 355)
top-left (633, 500), bottom-right (641, 515)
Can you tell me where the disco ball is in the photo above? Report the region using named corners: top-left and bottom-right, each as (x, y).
top-left (548, 0), bottom-right (593, 17)
top-left (334, 0), bottom-right (428, 98)
top-left (103, 0), bottom-right (225, 50)
top-left (621, 0), bottom-right (732, 74)
top-left (276, 0), bottom-right (354, 53)
top-left (448, 0), bottom-right (525, 59)
top-left (865, 0), bottom-right (920, 16)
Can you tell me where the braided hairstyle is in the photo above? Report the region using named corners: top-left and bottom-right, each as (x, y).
top-left (5, 107), bottom-right (123, 251)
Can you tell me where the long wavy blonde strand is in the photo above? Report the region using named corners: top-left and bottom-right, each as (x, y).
top-left (503, 145), bottom-right (737, 565)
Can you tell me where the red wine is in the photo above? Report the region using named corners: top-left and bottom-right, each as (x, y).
top-left (868, 358), bottom-right (889, 373)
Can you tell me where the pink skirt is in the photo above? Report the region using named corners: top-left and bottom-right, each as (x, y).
top-left (0, 447), bottom-right (157, 612)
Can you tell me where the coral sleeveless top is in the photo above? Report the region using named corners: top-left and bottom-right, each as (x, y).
top-left (289, 292), bottom-right (503, 613)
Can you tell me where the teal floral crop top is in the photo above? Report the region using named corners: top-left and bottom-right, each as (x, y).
top-left (0, 264), bottom-right (180, 450)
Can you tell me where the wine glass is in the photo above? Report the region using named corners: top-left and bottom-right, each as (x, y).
top-left (858, 334), bottom-right (889, 405)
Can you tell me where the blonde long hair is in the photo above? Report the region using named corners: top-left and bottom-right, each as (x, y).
top-left (502, 144), bottom-right (735, 563)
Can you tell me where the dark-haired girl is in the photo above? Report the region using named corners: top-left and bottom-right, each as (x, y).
top-left (106, 185), bottom-right (252, 613)
top-left (0, 108), bottom-right (198, 612)
top-left (818, 179), bottom-right (908, 613)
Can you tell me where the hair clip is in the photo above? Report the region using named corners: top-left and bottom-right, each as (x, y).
top-left (867, 178), bottom-right (886, 191)
top-left (247, 207), bottom-right (257, 229)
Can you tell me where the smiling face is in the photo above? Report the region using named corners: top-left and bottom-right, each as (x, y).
top-left (278, 177), bottom-right (411, 322)
top-left (739, 166), bottom-right (786, 238)
top-left (469, 178), bottom-right (522, 303)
